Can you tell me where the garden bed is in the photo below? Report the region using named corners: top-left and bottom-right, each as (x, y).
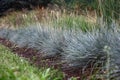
top-left (0, 37), bottom-right (101, 80)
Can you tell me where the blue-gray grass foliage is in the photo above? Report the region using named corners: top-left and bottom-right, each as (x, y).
top-left (0, 23), bottom-right (120, 79)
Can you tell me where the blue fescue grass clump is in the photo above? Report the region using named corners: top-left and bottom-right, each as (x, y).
top-left (0, 22), bottom-right (120, 79)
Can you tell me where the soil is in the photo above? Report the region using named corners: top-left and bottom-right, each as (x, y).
top-left (0, 37), bottom-right (103, 80)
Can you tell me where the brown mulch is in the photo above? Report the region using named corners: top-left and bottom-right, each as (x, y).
top-left (0, 37), bottom-right (103, 80)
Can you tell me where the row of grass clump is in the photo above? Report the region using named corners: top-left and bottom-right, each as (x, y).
top-left (0, 44), bottom-right (64, 80)
top-left (0, 10), bottom-right (96, 32)
top-left (0, 22), bottom-right (120, 79)
top-left (0, 0), bottom-right (119, 29)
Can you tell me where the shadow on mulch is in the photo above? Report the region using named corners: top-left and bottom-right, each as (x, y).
top-left (0, 0), bottom-right (51, 17)
top-left (0, 37), bottom-right (102, 80)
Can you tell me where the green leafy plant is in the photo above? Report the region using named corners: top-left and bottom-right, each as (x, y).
top-left (0, 45), bottom-right (64, 80)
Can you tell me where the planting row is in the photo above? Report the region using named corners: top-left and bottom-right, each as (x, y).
top-left (0, 22), bottom-right (120, 79)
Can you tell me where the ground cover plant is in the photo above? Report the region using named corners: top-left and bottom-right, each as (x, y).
top-left (0, 44), bottom-right (64, 80)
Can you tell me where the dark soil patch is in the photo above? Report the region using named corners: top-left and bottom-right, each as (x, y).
top-left (0, 37), bottom-right (103, 80)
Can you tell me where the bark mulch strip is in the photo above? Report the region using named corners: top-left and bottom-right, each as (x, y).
top-left (0, 37), bottom-right (103, 80)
